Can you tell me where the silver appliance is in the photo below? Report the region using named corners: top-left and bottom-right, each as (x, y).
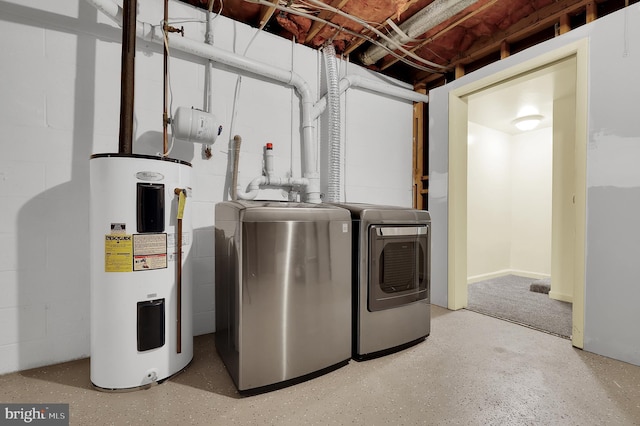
top-left (215, 201), bottom-right (352, 393)
top-left (330, 203), bottom-right (430, 360)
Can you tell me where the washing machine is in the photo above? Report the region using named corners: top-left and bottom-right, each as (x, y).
top-left (329, 203), bottom-right (430, 360)
top-left (215, 201), bottom-right (352, 394)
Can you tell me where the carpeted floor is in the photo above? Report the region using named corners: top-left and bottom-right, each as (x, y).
top-left (467, 274), bottom-right (572, 338)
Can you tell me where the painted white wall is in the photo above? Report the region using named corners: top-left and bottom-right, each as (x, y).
top-left (510, 127), bottom-right (552, 276)
top-left (467, 123), bottom-right (552, 281)
top-left (0, 0), bottom-right (415, 374)
top-left (430, 6), bottom-right (640, 366)
top-left (467, 123), bottom-right (512, 279)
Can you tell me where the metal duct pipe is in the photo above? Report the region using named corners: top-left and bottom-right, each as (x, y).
top-left (360, 0), bottom-right (480, 66)
top-left (118, 0), bottom-right (136, 155)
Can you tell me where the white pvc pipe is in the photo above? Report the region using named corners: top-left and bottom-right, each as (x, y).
top-left (236, 175), bottom-right (309, 200)
top-left (86, 0), bottom-right (427, 204)
top-left (140, 21), bottom-right (322, 203)
top-left (236, 176), bottom-right (266, 200)
top-left (312, 74), bottom-right (429, 119)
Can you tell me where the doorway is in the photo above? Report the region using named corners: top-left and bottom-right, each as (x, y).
top-left (446, 40), bottom-right (587, 348)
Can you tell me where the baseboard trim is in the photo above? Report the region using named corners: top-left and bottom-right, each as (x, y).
top-left (468, 269), bottom-right (550, 284)
top-left (549, 291), bottom-right (573, 303)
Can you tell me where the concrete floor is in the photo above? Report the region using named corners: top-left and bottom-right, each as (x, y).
top-left (2, 306), bottom-right (640, 425)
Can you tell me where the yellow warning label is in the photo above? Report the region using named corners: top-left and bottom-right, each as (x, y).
top-left (177, 190), bottom-right (186, 220)
top-left (105, 235), bottom-right (133, 272)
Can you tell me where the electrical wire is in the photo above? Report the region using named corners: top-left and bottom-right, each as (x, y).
top-left (208, 0), bottom-right (223, 20)
top-left (267, 0), bottom-right (446, 70)
top-left (242, 0), bottom-right (445, 73)
top-left (302, 0), bottom-right (447, 70)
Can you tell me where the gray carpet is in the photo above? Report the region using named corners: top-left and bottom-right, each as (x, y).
top-left (467, 275), bottom-right (572, 338)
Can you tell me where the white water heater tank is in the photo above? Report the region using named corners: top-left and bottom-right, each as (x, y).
top-left (89, 154), bottom-right (193, 390)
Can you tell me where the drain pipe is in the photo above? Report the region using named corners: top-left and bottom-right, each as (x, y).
top-left (86, 0), bottom-right (428, 203)
top-left (231, 135), bottom-right (241, 201)
top-left (360, 0), bottom-right (480, 66)
top-left (86, 0), bottom-right (320, 202)
top-left (143, 21), bottom-right (322, 201)
top-left (203, 2), bottom-right (216, 159)
top-left (235, 143), bottom-right (309, 200)
top-left (118, 0), bottom-right (136, 155)
top-left (312, 74), bottom-right (429, 119)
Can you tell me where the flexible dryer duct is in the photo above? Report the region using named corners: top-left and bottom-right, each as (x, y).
top-left (323, 44), bottom-right (341, 203)
top-left (360, 0), bottom-right (480, 66)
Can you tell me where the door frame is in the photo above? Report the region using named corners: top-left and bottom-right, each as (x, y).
top-left (447, 39), bottom-right (588, 348)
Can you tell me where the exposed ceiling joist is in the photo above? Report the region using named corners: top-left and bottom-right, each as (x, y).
top-left (258, 0), bottom-right (279, 29)
top-left (178, 0), bottom-right (636, 87)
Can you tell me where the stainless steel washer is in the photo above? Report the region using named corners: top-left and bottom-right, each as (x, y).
top-left (329, 203), bottom-right (430, 360)
top-left (215, 201), bottom-right (352, 393)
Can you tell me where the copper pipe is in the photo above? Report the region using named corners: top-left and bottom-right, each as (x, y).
top-left (118, 0), bottom-right (136, 155)
top-left (163, 0), bottom-right (169, 155)
top-left (174, 187), bottom-right (183, 354)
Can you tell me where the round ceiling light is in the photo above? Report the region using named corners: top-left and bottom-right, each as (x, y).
top-left (512, 114), bottom-right (544, 131)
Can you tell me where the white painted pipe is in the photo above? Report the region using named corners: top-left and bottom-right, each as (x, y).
top-left (236, 176), bottom-right (266, 200)
top-left (312, 74), bottom-right (429, 119)
top-left (360, 0), bottom-right (480, 66)
top-left (236, 175), bottom-right (309, 200)
top-left (86, 0), bottom-right (427, 204)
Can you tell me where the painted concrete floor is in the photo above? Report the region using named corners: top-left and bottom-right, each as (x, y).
top-left (2, 306), bottom-right (640, 425)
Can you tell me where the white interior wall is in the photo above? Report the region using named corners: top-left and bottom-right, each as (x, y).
top-left (510, 127), bottom-right (552, 276)
top-left (0, 0), bottom-right (415, 375)
top-left (344, 87), bottom-right (414, 205)
top-left (467, 123), bottom-right (552, 282)
top-left (430, 6), bottom-right (640, 366)
top-left (467, 123), bottom-right (512, 279)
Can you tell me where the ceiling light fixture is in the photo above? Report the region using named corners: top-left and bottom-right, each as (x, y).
top-left (512, 114), bottom-right (544, 131)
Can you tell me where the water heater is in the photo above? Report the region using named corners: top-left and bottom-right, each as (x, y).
top-left (89, 154), bottom-right (193, 390)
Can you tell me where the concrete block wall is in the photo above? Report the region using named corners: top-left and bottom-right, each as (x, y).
top-left (0, 0), bottom-right (415, 375)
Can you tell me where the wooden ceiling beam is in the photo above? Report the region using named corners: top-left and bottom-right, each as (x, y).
top-left (342, 0), bottom-right (421, 55)
top-left (378, 0), bottom-right (498, 71)
top-left (586, 1), bottom-right (597, 22)
top-left (414, 0), bottom-right (591, 86)
top-left (559, 13), bottom-right (571, 34)
top-left (305, 0), bottom-right (351, 43)
top-left (453, 0), bottom-right (590, 65)
top-left (258, 0), bottom-right (280, 29)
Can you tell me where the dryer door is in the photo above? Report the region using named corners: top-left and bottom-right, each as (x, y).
top-left (368, 225), bottom-right (429, 312)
